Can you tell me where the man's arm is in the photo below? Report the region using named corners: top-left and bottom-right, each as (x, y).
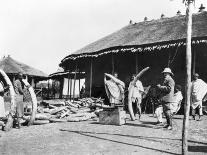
top-left (157, 80), bottom-right (173, 93)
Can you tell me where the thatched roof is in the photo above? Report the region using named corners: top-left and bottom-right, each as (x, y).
top-left (49, 67), bottom-right (85, 79)
top-left (0, 56), bottom-right (48, 78)
top-left (61, 11), bottom-right (207, 64)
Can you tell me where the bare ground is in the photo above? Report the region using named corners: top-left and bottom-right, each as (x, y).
top-left (0, 114), bottom-right (207, 155)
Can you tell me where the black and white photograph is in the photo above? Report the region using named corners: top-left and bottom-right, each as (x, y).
top-left (0, 0), bottom-right (207, 154)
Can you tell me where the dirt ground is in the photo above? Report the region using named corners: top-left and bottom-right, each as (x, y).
top-left (0, 114), bottom-right (207, 155)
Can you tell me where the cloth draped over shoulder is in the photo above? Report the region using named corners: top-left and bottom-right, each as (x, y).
top-left (170, 91), bottom-right (183, 113)
top-left (128, 80), bottom-right (144, 103)
top-left (104, 73), bottom-right (125, 104)
top-left (191, 79), bottom-right (207, 109)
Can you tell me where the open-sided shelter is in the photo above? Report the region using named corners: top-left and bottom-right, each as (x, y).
top-left (49, 67), bottom-right (85, 99)
top-left (60, 11), bottom-right (207, 99)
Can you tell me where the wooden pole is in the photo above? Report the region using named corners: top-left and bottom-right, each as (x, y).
top-left (135, 52), bottom-right (138, 74)
top-left (182, 0), bottom-right (193, 154)
top-left (112, 53), bottom-right (114, 74)
top-left (79, 70), bottom-right (81, 98)
top-left (69, 74), bottom-right (72, 101)
top-left (47, 80), bottom-right (50, 99)
top-left (73, 65), bottom-right (77, 101)
top-left (192, 46), bottom-right (196, 74)
top-left (67, 71), bottom-right (70, 99)
top-left (90, 58), bottom-right (93, 97)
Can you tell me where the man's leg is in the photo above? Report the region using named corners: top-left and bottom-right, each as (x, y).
top-left (155, 106), bottom-right (163, 124)
top-left (136, 99), bottom-right (142, 120)
top-left (191, 107), bottom-right (196, 120)
top-left (163, 104), bottom-right (172, 129)
top-left (198, 105), bottom-right (203, 121)
top-left (165, 110), bottom-right (172, 129)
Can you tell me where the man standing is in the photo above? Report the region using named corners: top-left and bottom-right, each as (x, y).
top-left (104, 72), bottom-right (125, 106)
top-left (14, 73), bottom-right (24, 128)
top-left (191, 73), bottom-right (207, 121)
top-left (128, 74), bottom-right (144, 120)
top-left (157, 68), bottom-right (175, 130)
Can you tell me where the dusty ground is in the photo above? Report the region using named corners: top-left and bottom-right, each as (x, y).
top-left (0, 114), bottom-right (207, 155)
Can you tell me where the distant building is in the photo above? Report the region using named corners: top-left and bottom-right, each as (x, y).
top-left (0, 55), bottom-right (48, 87)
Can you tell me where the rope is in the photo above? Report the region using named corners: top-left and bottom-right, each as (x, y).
top-left (168, 44), bottom-right (180, 67)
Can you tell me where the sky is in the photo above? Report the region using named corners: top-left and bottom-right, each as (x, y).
top-left (0, 0), bottom-right (207, 75)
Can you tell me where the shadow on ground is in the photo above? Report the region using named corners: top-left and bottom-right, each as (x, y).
top-left (188, 145), bottom-right (207, 153)
top-left (60, 129), bottom-right (180, 155)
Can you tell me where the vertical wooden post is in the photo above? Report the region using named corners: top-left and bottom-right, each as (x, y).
top-left (135, 52), bottom-right (138, 74)
top-left (112, 53), bottom-right (114, 74)
top-left (182, 1), bottom-right (193, 154)
top-left (90, 58), bottom-right (93, 97)
top-left (79, 70), bottom-right (81, 98)
top-left (67, 71), bottom-right (70, 99)
top-left (31, 78), bottom-right (35, 87)
top-left (192, 46), bottom-right (196, 75)
top-left (47, 80), bottom-right (50, 99)
top-left (13, 76), bottom-right (15, 84)
top-left (73, 65), bottom-right (77, 101)
top-left (69, 74), bottom-right (72, 101)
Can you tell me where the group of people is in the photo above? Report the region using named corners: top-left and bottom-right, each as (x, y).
top-left (0, 73), bottom-right (26, 130)
top-left (104, 67), bottom-right (207, 130)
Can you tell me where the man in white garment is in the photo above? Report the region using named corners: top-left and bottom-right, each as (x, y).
top-left (128, 74), bottom-right (144, 119)
top-left (191, 73), bottom-right (207, 121)
top-left (104, 72), bottom-right (125, 107)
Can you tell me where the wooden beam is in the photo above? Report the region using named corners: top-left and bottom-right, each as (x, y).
top-left (112, 53), bottom-right (114, 74)
top-left (67, 71), bottom-right (70, 99)
top-left (90, 58), bottom-right (93, 97)
top-left (192, 46), bottom-right (196, 75)
top-left (182, 1), bottom-right (193, 154)
top-left (135, 52), bottom-right (138, 74)
top-left (73, 65), bottom-right (77, 101)
top-left (79, 70), bottom-right (81, 98)
top-left (69, 74), bottom-right (72, 101)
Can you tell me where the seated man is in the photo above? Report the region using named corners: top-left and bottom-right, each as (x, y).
top-left (155, 85), bottom-right (183, 125)
top-left (104, 72), bottom-right (125, 106)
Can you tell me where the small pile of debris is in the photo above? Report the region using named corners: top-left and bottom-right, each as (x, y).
top-left (27, 97), bottom-right (108, 125)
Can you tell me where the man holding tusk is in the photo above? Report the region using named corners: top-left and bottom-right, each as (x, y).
top-left (104, 72), bottom-right (125, 107)
top-left (128, 74), bottom-right (144, 120)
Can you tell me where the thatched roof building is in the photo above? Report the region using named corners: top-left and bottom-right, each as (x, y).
top-left (60, 11), bottom-right (207, 98)
top-left (0, 55), bottom-right (48, 85)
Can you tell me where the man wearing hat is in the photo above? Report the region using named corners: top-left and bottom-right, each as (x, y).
top-left (156, 67), bottom-right (175, 130)
top-left (191, 73), bottom-right (207, 121)
top-left (13, 72), bottom-right (24, 128)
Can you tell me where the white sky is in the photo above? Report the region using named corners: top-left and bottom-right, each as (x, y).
top-left (0, 0), bottom-right (207, 74)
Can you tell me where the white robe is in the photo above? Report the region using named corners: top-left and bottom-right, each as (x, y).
top-left (191, 79), bottom-right (207, 110)
top-left (170, 91), bottom-right (183, 113)
top-left (128, 80), bottom-right (144, 103)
